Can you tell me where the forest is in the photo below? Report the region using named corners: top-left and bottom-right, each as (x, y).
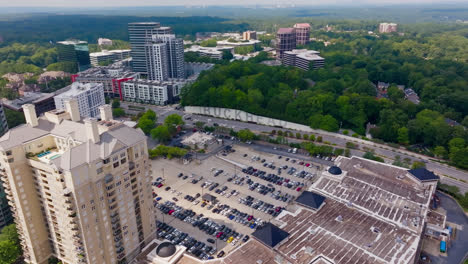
top-left (181, 29), bottom-right (468, 169)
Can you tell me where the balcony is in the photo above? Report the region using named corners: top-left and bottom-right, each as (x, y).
top-left (117, 253), bottom-right (125, 260)
top-left (112, 223), bottom-right (120, 231)
top-left (113, 229), bottom-right (121, 237)
top-left (111, 216), bottom-right (120, 224)
top-left (116, 247), bottom-right (124, 254)
top-left (114, 235), bottom-right (122, 243)
top-left (69, 212), bottom-right (77, 218)
top-left (74, 240), bottom-right (83, 247)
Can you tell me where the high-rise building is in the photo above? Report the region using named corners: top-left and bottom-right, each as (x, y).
top-left (0, 105), bottom-right (8, 137)
top-left (0, 106), bottom-right (12, 230)
top-left (293, 23), bottom-right (311, 45)
top-left (379, 23), bottom-right (398, 33)
top-left (276, 28), bottom-right (296, 59)
top-left (57, 40), bottom-right (91, 72)
top-left (54, 82), bottom-right (105, 118)
top-left (145, 41), bottom-right (169, 81)
top-left (242, 31), bottom-right (257, 40)
top-left (152, 34), bottom-right (185, 79)
top-left (0, 102), bottom-right (155, 264)
top-left (128, 22), bottom-right (161, 74)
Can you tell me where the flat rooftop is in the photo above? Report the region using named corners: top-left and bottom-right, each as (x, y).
top-left (2, 92), bottom-right (54, 110)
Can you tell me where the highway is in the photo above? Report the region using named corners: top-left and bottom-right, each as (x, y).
top-left (122, 102), bottom-right (468, 193)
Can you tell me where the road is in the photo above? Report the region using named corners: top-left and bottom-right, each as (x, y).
top-left (427, 192), bottom-right (468, 264)
top-left (123, 102), bottom-right (468, 193)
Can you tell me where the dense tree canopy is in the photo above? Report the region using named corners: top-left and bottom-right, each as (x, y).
top-left (182, 29), bottom-right (468, 169)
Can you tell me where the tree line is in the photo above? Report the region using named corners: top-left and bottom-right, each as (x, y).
top-left (181, 29), bottom-right (468, 169)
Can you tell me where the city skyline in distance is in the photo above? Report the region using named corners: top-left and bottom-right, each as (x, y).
top-left (1, 0), bottom-right (468, 7)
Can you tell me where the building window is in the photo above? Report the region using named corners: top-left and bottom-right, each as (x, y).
top-left (113, 162), bottom-right (119, 168)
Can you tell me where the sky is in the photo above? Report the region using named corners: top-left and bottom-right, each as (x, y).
top-left (1, 0), bottom-right (466, 7)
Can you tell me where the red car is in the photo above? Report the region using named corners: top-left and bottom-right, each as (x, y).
top-left (193, 128), bottom-right (197, 132)
top-left (299, 162), bottom-right (304, 165)
top-left (157, 184), bottom-right (163, 188)
top-left (305, 163), bottom-right (310, 167)
top-left (216, 232), bottom-right (223, 238)
top-left (275, 207), bottom-right (281, 212)
top-left (296, 187), bottom-right (302, 192)
top-left (285, 179), bottom-right (290, 183)
top-left (168, 210), bottom-right (174, 215)
top-left (247, 215), bottom-right (253, 221)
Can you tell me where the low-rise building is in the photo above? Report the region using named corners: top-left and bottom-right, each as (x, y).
top-left (282, 49), bottom-right (325, 70)
top-left (90, 50), bottom-right (131, 67)
top-left (72, 59), bottom-right (140, 98)
top-left (98, 38), bottom-right (113, 46)
top-left (184, 46), bottom-right (233, 60)
top-left (54, 82), bottom-right (105, 118)
top-left (121, 79), bottom-right (187, 105)
top-left (2, 92), bottom-right (56, 116)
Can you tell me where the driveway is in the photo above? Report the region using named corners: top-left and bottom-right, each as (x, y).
top-left (428, 192), bottom-right (468, 264)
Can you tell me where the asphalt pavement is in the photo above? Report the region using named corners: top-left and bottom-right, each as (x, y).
top-left (428, 192), bottom-right (468, 264)
top-left (123, 102), bottom-right (468, 193)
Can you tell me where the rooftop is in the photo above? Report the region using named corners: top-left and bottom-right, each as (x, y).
top-left (2, 92), bottom-right (55, 110)
top-left (277, 28), bottom-right (295, 34)
top-left (251, 223), bottom-right (290, 248)
top-left (294, 23), bottom-right (311, 28)
top-left (54, 82), bottom-right (103, 98)
top-left (295, 191), bottom-right (326, 210)
top-left (57, 40), bottom-right (87, 45)
top-left (0, 109), bottom-right (146, 171)
top-left (408, 168), bottom-right (439, 182)
top-left (284, 49), bottom-right (324, 61)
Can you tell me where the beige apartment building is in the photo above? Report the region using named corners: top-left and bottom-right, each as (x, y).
top-left (0, 100), bottom-right (156, 264)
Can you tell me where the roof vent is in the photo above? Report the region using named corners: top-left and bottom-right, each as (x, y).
top-left (335, 215), bottom-right (343, 222)
top-left (257, 260), bottom-right (263, 264)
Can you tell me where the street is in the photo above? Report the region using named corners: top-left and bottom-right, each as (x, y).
top-left (123, 102), bottom-right (468, 193)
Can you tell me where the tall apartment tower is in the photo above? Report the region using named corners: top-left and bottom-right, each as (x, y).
top-left (0, 103), bottom-right (155, 264)
top-left (276, 28), bottom-right (296, 59)
top-left (128, 22), bottom-right (161, 74)
top-left (145, 41), bottom-right (169, 81)
top-left (0, 104), bottom-right (13, 229)
top-left (54, 82), bottom-right (106, 118)
top-left (293, 23), bottom-right (311, 45)
top-left (152, 34), bottom-right (185, 79)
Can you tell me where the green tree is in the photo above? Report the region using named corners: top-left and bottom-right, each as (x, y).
top-left (344, 148), bottom-right (351, 157)
top-left (112, 108), bottom-right (125, 118)
top-left (433, 146), bottom-right (448, 159)
top-left (320, 115), bottom-right (339, 132)
top-left (303, 134), bottom-right (309, 140)
top-left (411, 161), bottom-right (426, 169)
top-left (111, 99), bottom-right (120, 109)
top-left (397, 127), bottom-right (409, 145)
top-left (151, 125), bottom-right (171, 143)
top-left (387, 85), bottom-right (405, 102)
top-left (450, 147), bottom-right (468, 169)
top-left (137, 118), bottom-right (155, 135)
top-left (195, 121), bottom-right (205, 129)
top-left (46, 61), bottom-right (77, 73)
top-left (200, 39), bottom-right (217, 47)
top-left (164, 114), bottom-right (184, 127)
top-left (363, 151), bottom-right (384, 162)
top-left (5, 108), bottom-right (25, 129)
top-left (142, 109), bottom-right (157, 121)
top-left (237, 129), bottom-right (255, 142)
top-left (0, 224), bottom-right (20, 264)
top-left (0, 240), bottom-right (20, 264)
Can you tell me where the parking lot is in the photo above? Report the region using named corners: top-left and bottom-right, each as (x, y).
top-left (151, 144), bottom-right (322, 260)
